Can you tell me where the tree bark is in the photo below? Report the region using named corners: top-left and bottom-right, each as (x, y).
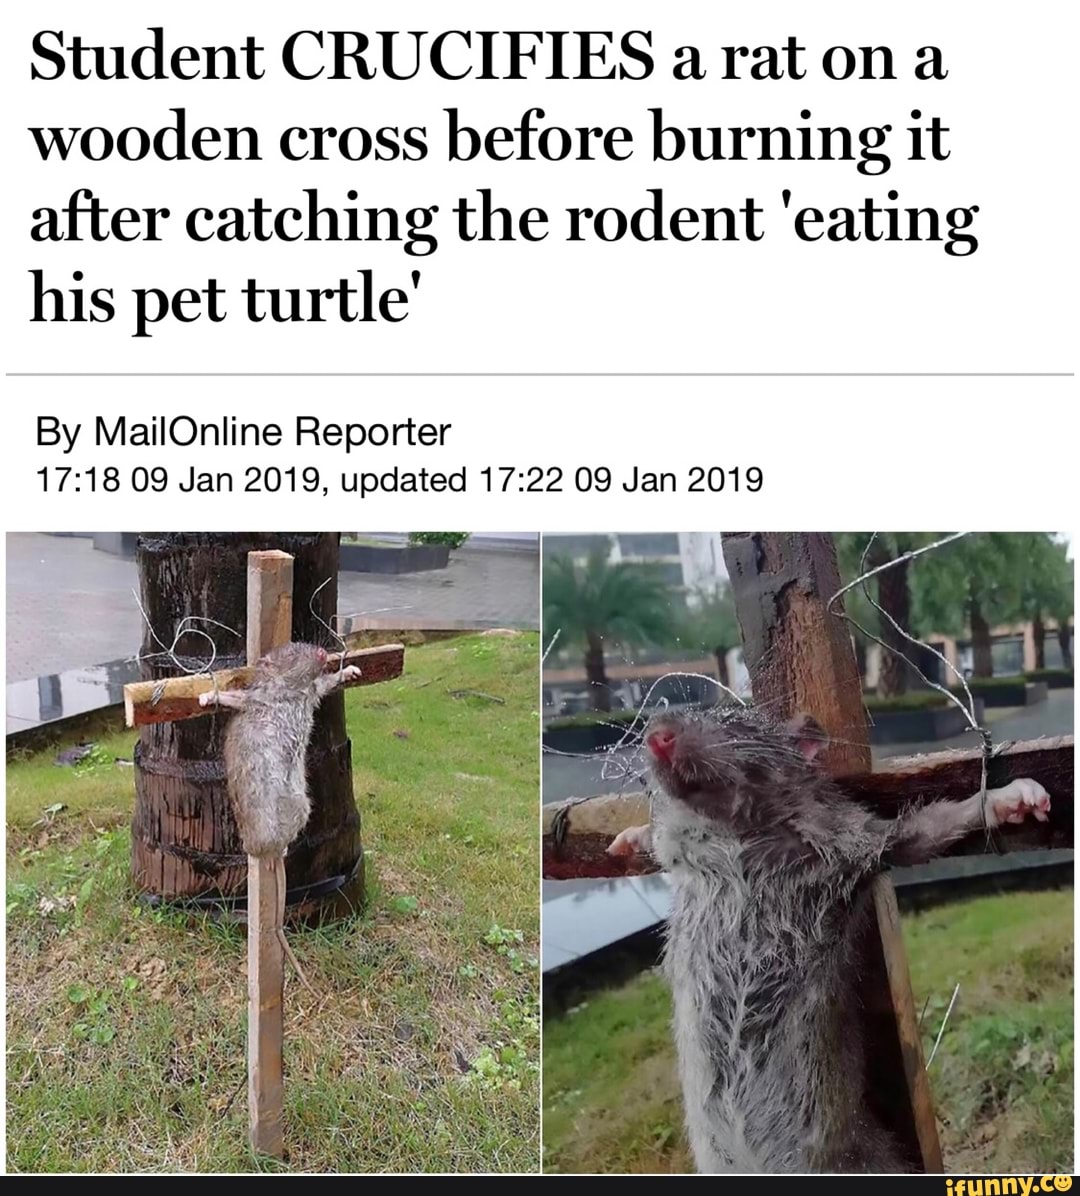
top-left (970, 592), bottom-right (994, 678)
top-left (131, 532), bottom-right (364, 915)
top-left (1033, 613), bottom-right (1046, 671)
top-left (584, 631), bottom-right (611, 711)
top-left (721, 533), bottom-right (870, 776)
top-left (875, 558), bottom-right (911, 697)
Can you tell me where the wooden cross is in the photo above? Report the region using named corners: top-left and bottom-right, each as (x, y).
top-left (542, 532), bottom-right (1073, 1172)
top-left (124, 549), bottom-right (405, 1159)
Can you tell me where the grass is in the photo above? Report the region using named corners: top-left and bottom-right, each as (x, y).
top-left (542, 889), bottom-right (1073, 1174)
top-left (905, 890), bottom-right (1073, 1173)
top-left (6, 633), bottom-right (540, 1174)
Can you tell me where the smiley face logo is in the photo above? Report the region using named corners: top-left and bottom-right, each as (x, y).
top-left (1053, 1177), bottom-right (1072, 1192)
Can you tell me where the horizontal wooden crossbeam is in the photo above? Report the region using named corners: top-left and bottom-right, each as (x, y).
top-left (543, 735), bottom-right (1074, 880)
top-left (124, 644), bottom-right (405, 728)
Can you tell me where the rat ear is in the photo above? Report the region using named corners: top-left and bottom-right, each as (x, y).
top-left (786, 713), bottom-right (828, 761)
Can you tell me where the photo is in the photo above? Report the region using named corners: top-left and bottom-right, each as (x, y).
top-left (7, 531), bottom-right (540, 1173)
top-left (541, 532), bottom-right (1073, 1175)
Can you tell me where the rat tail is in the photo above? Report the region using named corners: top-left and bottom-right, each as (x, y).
top-left (278, 926), bottom-right (315, 994)
top-left (274, 855), bottom-right (315, 994)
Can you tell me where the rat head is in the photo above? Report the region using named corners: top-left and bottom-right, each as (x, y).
top-left (644, 706), bottom-right (829, 819)
top-left (256, 641), bottom-right (328, 686)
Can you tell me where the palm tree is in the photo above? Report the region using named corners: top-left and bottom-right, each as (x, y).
top-left (543, 551), bottom-right (672, 711)
top-left (678, 586), bottom-right (741, 690)
top-left (913, 533), bottom-right (1032, 678)
top-left (1018, 536), bottom-right (1073, 670)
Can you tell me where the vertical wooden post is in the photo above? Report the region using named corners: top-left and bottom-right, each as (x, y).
top-left (245, 550), bottom-right (294, 1159)
top-left (721, 532), bottom-right (943, 1173)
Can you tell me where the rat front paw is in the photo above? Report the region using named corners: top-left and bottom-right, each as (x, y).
top-left (607, 824), bottom-right (653, 858)
top-left (341, 665), bottom-right (362, 682)
top-left (198, 691), bottom-right (216, 707)
top-left (987, 778), bottom-right (1051, 826)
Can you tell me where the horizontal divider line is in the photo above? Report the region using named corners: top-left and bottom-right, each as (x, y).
top-left (6, 372), bottom-right (1075, 379)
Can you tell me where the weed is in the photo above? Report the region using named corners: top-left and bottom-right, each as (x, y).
top-left (7, 635), bottom-right (540, 1174)
top-left (542, 891), bottom-right (1073, 1174)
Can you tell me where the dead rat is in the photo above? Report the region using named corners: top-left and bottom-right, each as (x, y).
top-left (607, 706), bottom-right (1051, 1174)
top-left (199, 641), bottom-right (360, 986)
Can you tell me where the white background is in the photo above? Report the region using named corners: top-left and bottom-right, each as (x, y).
top-left (0, 0), bottom-right (1075, 536)
top-left (2, 1), bottom-right (1076, 371)
top-left (4, 375), bottom-right (1077, 531)
top-left (1, 4), bottom-right (1077, 1175)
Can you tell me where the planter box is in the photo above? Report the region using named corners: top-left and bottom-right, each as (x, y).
top-left (92, 532), bottom-right (138, 558)
top-left (867, 698), bottom-right (986, 746)
top-left (1026, 671), bottom-right (1073, 690)
top-left (964, 681), bottom-right (1049, 708)
top-left (339, 542), bottom-right (450, 574)
top-left (543, 720), bottom-right (640, 756)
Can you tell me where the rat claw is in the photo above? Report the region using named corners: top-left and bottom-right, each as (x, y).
top-left (987, 778), bottom-right (1051, 827)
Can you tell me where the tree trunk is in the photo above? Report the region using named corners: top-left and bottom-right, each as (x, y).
top-left (584, 632), bottom-right (611, 711)
top-left (1060, 624), bottom-right (1074, 671)
top-left (1033, 612), bottom-right (1046, 671)
top-left (131, 532), bottom-right (364, 916)
top-left (874, 558), bottom-right (912, 697)
top-left (713, 646), bottom-right (730, 691)
top-left (970, 593), bottom-right (994, 678)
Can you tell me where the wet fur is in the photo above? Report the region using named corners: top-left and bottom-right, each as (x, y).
top-left (217, 642), bottom-right (342, 858)
top-left (645, 706), bottom-right (1009, 1174)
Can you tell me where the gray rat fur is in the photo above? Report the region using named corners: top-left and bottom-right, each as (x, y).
top-left (199, 641), bottom-right (360, 857)
top-left (612, 705), bottom-right (1051, 1174)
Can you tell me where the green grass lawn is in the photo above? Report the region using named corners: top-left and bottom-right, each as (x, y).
top-left (7, 633), bottom-right (540, 1173)
top-left (542, 888), bottom-right (1073, 1174)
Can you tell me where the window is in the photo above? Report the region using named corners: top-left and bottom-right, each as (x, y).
top-left (544, 534), bottom-right (612, 561)
top-left (617, 533), bottom-right (680, 557)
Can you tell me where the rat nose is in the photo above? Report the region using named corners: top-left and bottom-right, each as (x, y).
top-left (647, 728), bottom-right (678, 762)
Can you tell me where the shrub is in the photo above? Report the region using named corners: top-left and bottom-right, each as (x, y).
top-left (408, 532), bottom-right (470, 549)
top-left (545, 700), bottom-right (741, 731)
top-left (949, 675), bottom-right (1029, 693)
top-left (1024, 668), bottom-right (1073, 685)
top-left (545, 708), bottom-right (645, 731)
top-left (862, 691), bottom-right (952, 713)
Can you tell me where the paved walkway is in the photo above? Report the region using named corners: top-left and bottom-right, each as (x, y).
top-left (6, 533), bottom-right (538, 682)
